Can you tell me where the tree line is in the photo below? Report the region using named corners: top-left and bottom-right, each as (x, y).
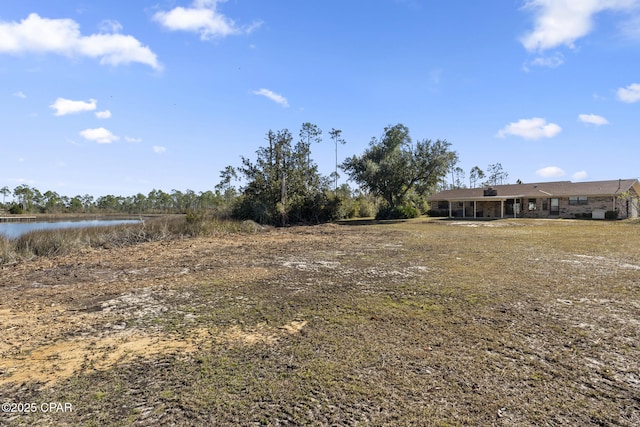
top-left (446, 162), bottom-right (510, 191)
top-left (0, 185), bottom-right (224, 215)
top-left (3, 123), bottom-right (503, 224)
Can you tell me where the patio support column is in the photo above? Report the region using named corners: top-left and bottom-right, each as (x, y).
top-left (474, 200), bottom-right (477, 218)
top-left (462, 203), bottom-right (465, 218)
top-left (449, 201), bottom-right (452, 218)
top-left (501, 200), bottom-right (504, 218)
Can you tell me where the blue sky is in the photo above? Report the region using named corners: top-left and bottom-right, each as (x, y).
top-left (1, 0), bottom-right (639, 198)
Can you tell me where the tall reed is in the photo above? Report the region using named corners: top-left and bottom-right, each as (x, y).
top-left (0, 234), bottom-right (17, 265)
top-left (1, 215), bottom-right (264, 265)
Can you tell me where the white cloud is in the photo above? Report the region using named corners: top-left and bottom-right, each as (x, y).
top-left (50, 97), bottom-right (97, 116)
top-left (95, 110), bottom-right (112, 119)
top-left (152, 145), bottom-right (167, 154)
top-left (618, 12), bottom-right (640, 40)
top-left (523, 52), bottom-right (565, 70)
top-left (153, 0), bottom-right (261, 40)
top-left (252, 88), bottom-right (289, 107)
top-left (497, 117), bottom-right (562, 140)
top-left (0, 13), bottom-right (160, 69)
top-left (99, 19), bottom-right (123, 34)
top-left (578, 113), bottom-right (609, 125)
top-left (617, 83), bottom-right (640, 103)
top-left (80, 127), bottom-right (119, 144)
top-left (9, 177), bottom-right (35, 184)
top-left (520, 0), bottom-right (638, 51)
top-left (572, 170), bottom-right (588, 180)
top-left (13, 91), bottom-right (26, 99)
top-left (125, 136), bottom-right (142, 143)
top-left (536, 166), bottom-right (566, 178)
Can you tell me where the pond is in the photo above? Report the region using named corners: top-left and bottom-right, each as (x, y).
top-left (0, 219), bottom-right (143, 239)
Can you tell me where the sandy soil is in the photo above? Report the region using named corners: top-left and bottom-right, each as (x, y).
top-left (0, 228), bottom-right (315, 386)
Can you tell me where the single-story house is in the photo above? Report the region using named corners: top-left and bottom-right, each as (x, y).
top-left (428, 179), bottom-right (640, 219)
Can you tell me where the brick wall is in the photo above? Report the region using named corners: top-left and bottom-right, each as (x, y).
top-left (521, 196), bottom-right (618, 218)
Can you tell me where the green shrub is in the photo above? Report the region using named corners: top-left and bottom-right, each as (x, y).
top-left (232, 196), bottom-right (273, 225)
top-left (355, 197), bottom-right (376, 218)
top-left (8, 204), bottom-right (23, 214)
top-left (184, 209), bottom-right (208, 236)
top-left (324, 193), bottom-right (351, 221)
top-left (427, 209), bottom-right (449, 217)
top-left (375, 204), bottom-right (420, 220)
top-left (605, 210), bottom-right (619, 220)
top-left (401, 204), bottom-right (420, 218)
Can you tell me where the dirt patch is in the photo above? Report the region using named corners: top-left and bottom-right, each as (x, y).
top-left (1, 331), bottom-right (189, 385)
top-left (1, 230), bottom-right (323, 389)
top-left (1, 319), bottom-right (308, 386)
top-left (565, 254), bottom-right (640, 270)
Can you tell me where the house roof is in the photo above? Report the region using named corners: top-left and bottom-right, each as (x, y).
top-left (428, 179), bottom-right (640, 201)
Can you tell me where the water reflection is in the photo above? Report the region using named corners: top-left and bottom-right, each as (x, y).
top-left (0, 219), bottom-right (142, 239)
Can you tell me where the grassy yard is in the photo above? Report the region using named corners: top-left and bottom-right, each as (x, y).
top-left (1, 218), bottom-right (638, 426)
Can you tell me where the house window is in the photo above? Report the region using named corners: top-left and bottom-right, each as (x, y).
top-left (542, 199), bottom-right (548, 210)
top-left (437, 201), bottom-right (448, 210)
top-left (569, 196), bottom-right (588, 205)
top-left (528, 199), bottom-right (537, 211)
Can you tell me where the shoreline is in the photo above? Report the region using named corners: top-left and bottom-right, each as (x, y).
top-left (0, 212), bottom-right (172, 222)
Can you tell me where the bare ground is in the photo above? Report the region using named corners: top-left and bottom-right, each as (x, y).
top-left (0, 219), bottom-right (639, 426)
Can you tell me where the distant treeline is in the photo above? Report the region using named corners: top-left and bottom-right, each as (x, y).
top-left (0, 181), bottom-right (383, 219)
top-left (2, 123), bottom-right (502, 225)
top-left (1, 186), bottom-right (226, 215)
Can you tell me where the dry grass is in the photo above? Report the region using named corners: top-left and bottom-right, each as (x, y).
top-left (0, 218), bottom-right (639, 426)
top-left (1, 215), bottom-right (264, 263)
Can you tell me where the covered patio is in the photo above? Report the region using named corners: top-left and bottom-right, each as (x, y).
top-left (443, 195), bottom-right (524, 219)
top-left (429, 179), bottom-right (640, 219)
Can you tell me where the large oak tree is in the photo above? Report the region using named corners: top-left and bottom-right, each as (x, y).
top-left (342, 124), bottom-right (457, 209)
